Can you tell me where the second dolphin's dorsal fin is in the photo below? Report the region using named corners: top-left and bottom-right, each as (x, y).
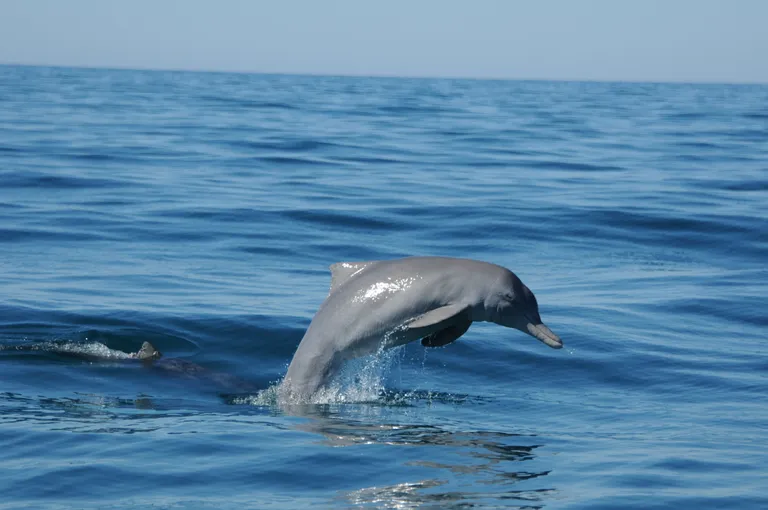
top-left (136, 341), bottom-right (162, 361)
top-left (329, 261), bottom-right (376, 293)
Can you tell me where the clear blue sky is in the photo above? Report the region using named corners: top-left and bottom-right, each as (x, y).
top-left (1, 0), bottom-right (766, 83)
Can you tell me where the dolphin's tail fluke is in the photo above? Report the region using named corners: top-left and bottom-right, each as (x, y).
top-left (136, 341), bottom-right (162, 361)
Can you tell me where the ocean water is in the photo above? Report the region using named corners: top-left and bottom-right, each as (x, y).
top-left (0, 65), bottom-right (766, 509)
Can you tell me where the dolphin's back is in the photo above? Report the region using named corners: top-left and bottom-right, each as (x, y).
top-left (294, 257), bottom-right (503, 362)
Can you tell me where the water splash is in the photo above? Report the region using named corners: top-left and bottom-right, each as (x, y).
top-left (233, 343), bottom-right (405, 406)
top-left (231, 341), bottom-right (489, 409)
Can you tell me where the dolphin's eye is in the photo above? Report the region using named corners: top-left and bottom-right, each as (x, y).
top-left (503, 292), bottom-right (515, 302)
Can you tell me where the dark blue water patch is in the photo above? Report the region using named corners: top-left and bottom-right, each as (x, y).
top-left (720, 128), bottom-right (768, 142)
top-left (677, 140), bottom-right (727, 150)
top-left (663, 111), bottom-right (714, 122)
top-left (0, 227), bottom-right (113, 243)
top-left (0, 201), bottom-right (26, 210)
top-left (232, 244), bottom-right (299, 258)
top-left (0, 307), bottom-right (191, 343)
top-left (0, 144), bottom-right (26, 154)
top-left (246, 154), bottom-right (340, 167)
top-left (671, 152), bottom-right (721, 163)
top-left (654, 126), bottom-right (767, 147)
top-left (226, 138), bottom-right (346, 153)
top-left (426, 218), bottom-right (557, 245)
top-left (743, 112), bottom-right (768, 120)
top-left (715, 179), bottom-right (768, 191)
top-left (151, 206), bottom-right (279, 224)
top-left (375, 104), bottom-right (460, 116)
top-left (52, 152), bottom-right (128, 166)
top-left (197, 94), bottom-right (300, 111)
top-left (283, 208), bottom-right (409, 232)
top-left (661, 295), bottom-right (768, 328)
top-left (159, 313), bottom-right (303, 354)
top-left (571, 208), bottom-right (767, 259)
top-left (522, 159), bottom-right (625, 172)
top-left (12, 459), bottom-right (215, 501)
top-left (586, 209), bottom-right (755, 236)
top-left (0, 170), bottom-right (131, 189)
top-left (334, 150), bottom-right (409, 165)
top-left (474, 146), bottom-right (536, 158)
top-left (96, 224), bottom-right (216, 243)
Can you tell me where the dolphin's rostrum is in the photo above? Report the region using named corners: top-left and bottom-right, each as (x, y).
top-left (279, 257), bottom-right (562, 401)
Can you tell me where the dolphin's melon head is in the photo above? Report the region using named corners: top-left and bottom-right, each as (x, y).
top-left (486, 269), bottom-right (562, 349)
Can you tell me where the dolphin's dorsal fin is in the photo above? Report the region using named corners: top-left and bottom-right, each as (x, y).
top-left (329, 261), bottom-right (376, 293)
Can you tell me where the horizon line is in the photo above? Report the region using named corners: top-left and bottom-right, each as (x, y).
top-left (2, 61), bottom-right (766, 87)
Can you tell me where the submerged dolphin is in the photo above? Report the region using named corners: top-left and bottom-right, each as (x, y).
top-left (279, 256), bottom-right (562, 401)
top-left (132, 342), bottom-right (259, 393)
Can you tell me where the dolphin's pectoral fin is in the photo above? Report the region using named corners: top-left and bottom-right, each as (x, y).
top-left (421, 319), bottom-right (471, 347)
top-left (329, 261), bottom-right (379, 293)
top-left (406, 304), bottom-right (471, 336)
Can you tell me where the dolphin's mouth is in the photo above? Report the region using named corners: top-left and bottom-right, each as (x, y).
top-left (526, 322), bottom-right (563, 349)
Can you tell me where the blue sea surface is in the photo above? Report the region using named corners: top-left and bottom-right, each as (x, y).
top-left (0, 65), bottom-right (766, 509)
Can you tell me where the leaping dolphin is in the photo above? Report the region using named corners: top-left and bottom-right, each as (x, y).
top-left (279, 256), bottom-right (562, 401)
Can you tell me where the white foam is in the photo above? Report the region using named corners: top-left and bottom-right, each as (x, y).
top-left (55, 341), bottom-right (135, 359)
top-left (2, 341), bottom-right (135, 360)
top-left (233, 345), bottom-right (405, 407)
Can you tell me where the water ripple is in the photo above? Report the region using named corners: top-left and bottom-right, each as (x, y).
top-left (0, 65), bottom-right (766, 509)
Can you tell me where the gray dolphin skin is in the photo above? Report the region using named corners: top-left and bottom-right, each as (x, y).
top-left (132, 341), bottom-right (259, 393)
top-left (279, 256), bottom-right (562, 401)
top-left (134, 341), bottom-right (162, 361)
